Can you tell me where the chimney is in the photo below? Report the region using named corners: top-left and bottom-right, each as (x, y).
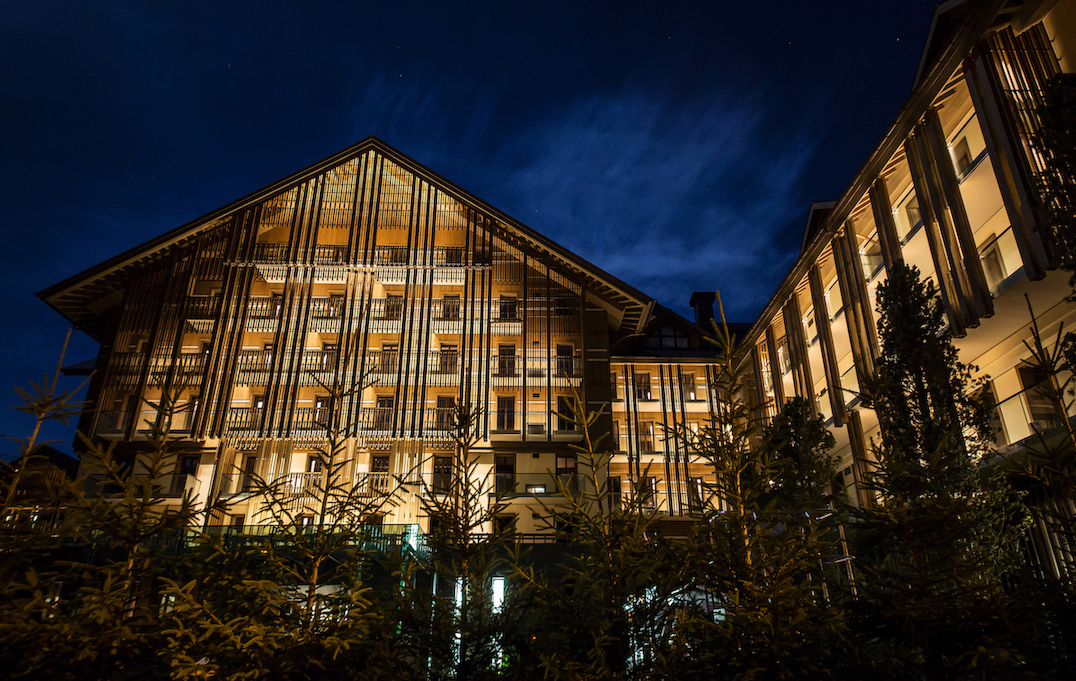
top-left (688, 291), bottom-right (716, 327)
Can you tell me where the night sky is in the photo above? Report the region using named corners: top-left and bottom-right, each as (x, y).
top-left (1, 0), bottom-right (937, 454)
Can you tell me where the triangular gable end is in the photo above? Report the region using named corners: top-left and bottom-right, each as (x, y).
top-left (38, 136), bottom-right (654, 340)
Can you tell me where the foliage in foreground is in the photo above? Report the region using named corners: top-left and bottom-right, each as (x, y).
top-left (5, 277), bottom-right (1076, 679)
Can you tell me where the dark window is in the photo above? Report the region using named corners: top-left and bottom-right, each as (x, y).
top-left (634, 373), bottom-right (651, 400)
top-left (370, 455), bottom-right (390, 494)
top-left (241, 455), bottom-right (258, 492)
top-left (444, 246), bottom-right (464, 265)
top-left (1019, 366), bottom-right (1058, 426)
top-left (435, 395), bottom-right (455, 430)
top-left (374, 395), bottom-right (393, 430)
top-left (442, 295), bottom-right (460, 320)
top-left (608, 475), bottom-right (622, 509)
top-left (433, 456), bottom-right (452, 494)
top-left (682, 373), bottom-right (697, 401)
top-left (556, 396), bottom-right (576, 431)
top-left (556, 455), bottom-right (577, 494)
top-left (689, 477), bottom-right (704, 510)
top-left (179, 455), bottom-right (199, 476)
top-left (556, 344), bottom-right (574, 376)
top-left (648, 325), bottom-right (688, 349)
top-left (496, 396), bottom-right (516, 431)
top-left (385, 295), bottom-right (404, 320)
top-left (953, 136), bottom-right (973, 176)
top-left (494, 514), bottom-right (516, 535)
top-left (498, 344), bottom-right (516, 376)
top-left (639, 422), bottom-right (654, 452)
top-left (644, 476), bottom-right (658, 507)
top-left (321, 343), bottom-right (337, 370)
top-left (307, 455), bottom-right (323, 473)
top-left (495, 454), bottom-right (515, 496)
top-left (380, 344), bottom-right (398, 372)
top-left (554, 297), bottom-right (575, 316)
top-left (314, 395), bottom-right (332, 425)
top-left (440, 344), bottom-right (458, 374)
top-left (499, 296), bottom-right (518, 321)
top-left (905, 196), bottom-right (922, 233)
top-left (610, 372), bottom-right (619, 400)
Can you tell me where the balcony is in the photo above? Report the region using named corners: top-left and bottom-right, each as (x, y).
top-left (359, 407), bottom-right (395, 434)
top-left (308, 295), bottom-right (347, 332)
top-left (367, 298), bottom-right (405, 332)
top-left (486, 472), bottom-right (582, 498)
top-left (312, 244), bottom-right (348, 265)
top-left (365, 350), bottom-right (400, 378)
top-left (149, 352), bottom-right (206, 388)
top-left (234, 350), bottom-right (273, 385)
top-left (423, 407), bottom-right (458, 440)
top-left (185, 296), bottom-right (220, 332)
top-left (246, 298), bottom-right (281, 332)
top-left (492, 353), bottom-right (520, 387)
top-left (216, 470), bottom-right (393, 503)
top-left (106, 351), bottom-right (146, 389)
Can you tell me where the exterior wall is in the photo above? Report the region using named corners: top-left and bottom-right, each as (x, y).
top-left (747, 4), bottom-right (1076, 509)
top-left (608, 358), bottom-right (720, 516)
top-left (76, 147), bottom-right (718, 534)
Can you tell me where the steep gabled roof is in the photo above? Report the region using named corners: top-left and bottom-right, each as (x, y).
top-left (38, 136), bottom-right (654, 340)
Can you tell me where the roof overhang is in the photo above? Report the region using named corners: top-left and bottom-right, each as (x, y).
top-left (38, 136), bottom-right (655, 340)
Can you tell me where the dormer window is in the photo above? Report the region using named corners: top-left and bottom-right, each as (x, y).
top-left (648, 325), bottom-right (688, 349)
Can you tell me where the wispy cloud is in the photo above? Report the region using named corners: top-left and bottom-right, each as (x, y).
top-left (487, 87), bottom-right (821, 320)
top-left (344, 76), bottom-right (824, 321)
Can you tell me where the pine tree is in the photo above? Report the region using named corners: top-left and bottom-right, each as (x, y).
top-left (511, 387), bottom-right (690, 680)
top-left (674, 298), bottom-right (847, 681)
top-left (163, 381), bottom-right (398, 680)
top-left (849, 262), bottom-right (1027, 679)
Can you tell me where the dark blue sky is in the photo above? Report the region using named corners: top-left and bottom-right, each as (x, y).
top-left (1, 0), bottom-right (937, 453)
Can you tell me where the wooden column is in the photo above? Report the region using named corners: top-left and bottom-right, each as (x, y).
top-left (809, 265), bottom-right (845, 427)
top-left (924, 108), bottom-right (994, 321)
top-left (765, 325), bottom-right (785, 407)
top-left (847, 409), bottom-right (875, 508)
top-left (964, 28), bottom-right (1059, 280)
top-left (868, 177), bottom-right (904, 272)
top-left (782, 291), bottom-right (817, 418)
top-left (831, 224), bottom-right (877, 387)
top-left (905, 132), bottom-right (969, 336)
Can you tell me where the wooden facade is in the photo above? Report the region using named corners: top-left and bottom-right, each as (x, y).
top-left (39, 138), bottom-right (722, 533)
top-left (742, 0), bottom-right (1076, 567)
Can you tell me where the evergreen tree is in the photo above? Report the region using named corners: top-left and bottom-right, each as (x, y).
top-left (512, 388), bottom-right (690, 680)
top-left (398, 398), bottom-right (523, 681)
top-left (760, 396), bottom-right (839, 509)
top-left (1, 379), bottom-right (221, 680)
top-left (676, 298), bottom-right (847, 681)
top-left (849, 262), bottom-right (1027, 679)
top-left (164, 381), bottom-right (399, 680)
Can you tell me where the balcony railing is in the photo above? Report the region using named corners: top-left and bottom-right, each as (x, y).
top-left (313, 244), bottom-right (348, 264)
top-left (217, 471), bottom-right (393, 501)
top-left (360, 407), bottom-right (395, 432)
top-left (253, 242), bottom-right (289, 262)
top-left (226, 407), bottom-right (265, 431)
top-left (486, 472), bottom-right (581, 497)
top-left (247, 297), bottom-right (281, 319)
top-left (374, 245), bottom-right (410, 266)
top-left (185, 296), bottom-right (220, 319)
top-left (309, 295), bottom-right (345, 318)
top-left (493, 353), bottom-right (520, 377)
